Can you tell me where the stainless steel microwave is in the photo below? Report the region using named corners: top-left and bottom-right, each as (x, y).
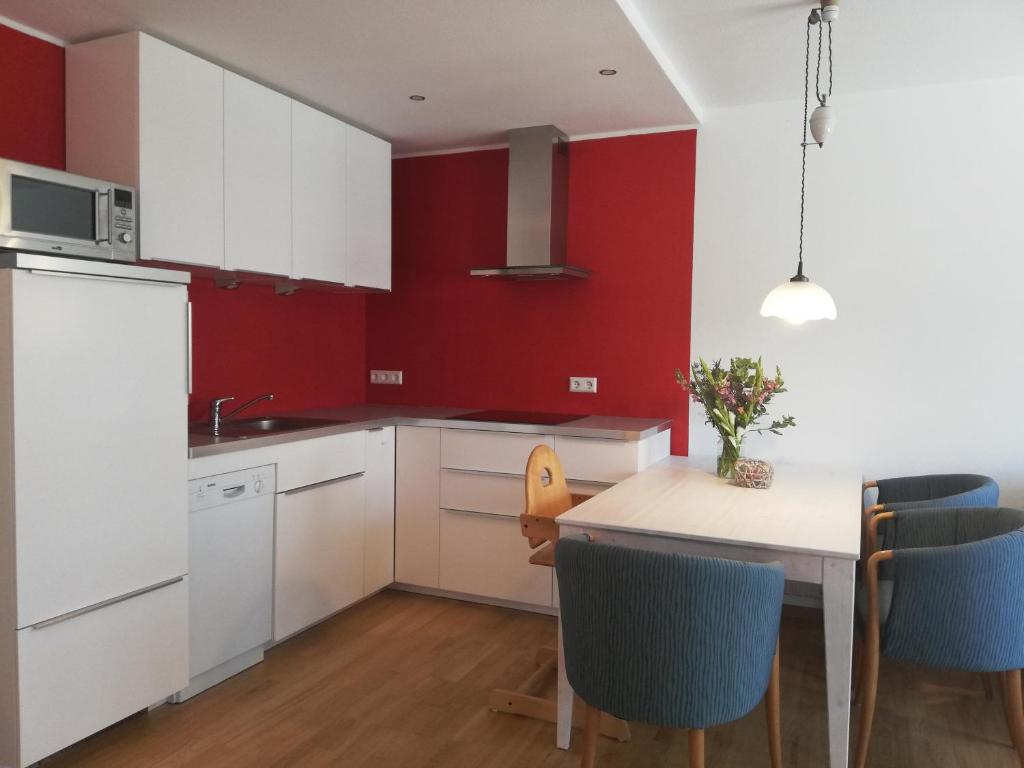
top-left (0, 159), bottom-right (137, 262)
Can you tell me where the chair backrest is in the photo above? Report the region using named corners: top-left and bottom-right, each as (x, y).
top-left (555, 535), bottom-right (785, 730)
top-left (884, 506), bottom-right (1024, 672)
top-left (876, 474), bottom-right (999, 510)
top-left (521, 444), bottom-right (573, 548)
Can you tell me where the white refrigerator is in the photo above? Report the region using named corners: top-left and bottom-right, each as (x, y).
top-left (0, 253), bottom-right (191, 768)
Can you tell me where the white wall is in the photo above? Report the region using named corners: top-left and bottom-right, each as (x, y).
top-left (691, 76), bottom-right (1024, 506)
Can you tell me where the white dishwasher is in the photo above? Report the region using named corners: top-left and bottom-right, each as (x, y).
top-left (173, 465), bottom-right (276, 702)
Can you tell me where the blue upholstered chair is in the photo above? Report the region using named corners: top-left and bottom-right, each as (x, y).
top-left (555, 534), bottom-right (785, 768)
top-left (862, 474), bottom-right (998, 548)
top-left (857, 506), bottom-right (1024, 768)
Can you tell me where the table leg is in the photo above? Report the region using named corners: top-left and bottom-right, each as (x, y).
top-left (822, 556), bottom-right (856, 768)
top-left (556, 594), bottom-right (573, 749)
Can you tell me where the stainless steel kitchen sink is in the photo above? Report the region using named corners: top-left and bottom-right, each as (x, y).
top-left (194, 416), bottom-right (349, 437)
top-left (230, 416), bottom-right (347, 432)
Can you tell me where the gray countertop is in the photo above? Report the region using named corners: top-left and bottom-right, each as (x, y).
top-left (188, 403), bottom-right (672, 459)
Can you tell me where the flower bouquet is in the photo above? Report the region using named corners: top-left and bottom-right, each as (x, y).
top-left (675, 357), bottom-right (796, 479)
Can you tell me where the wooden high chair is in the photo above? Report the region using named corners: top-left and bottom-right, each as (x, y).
top-left (489, 444), bottom-right (631, 742)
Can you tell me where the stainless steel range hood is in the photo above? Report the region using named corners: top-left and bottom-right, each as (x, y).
top-left (470, 125), bottom-right (589, 280)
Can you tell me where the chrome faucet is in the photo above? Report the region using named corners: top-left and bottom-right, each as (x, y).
top-left (210, 393), bottom-right (275, 436)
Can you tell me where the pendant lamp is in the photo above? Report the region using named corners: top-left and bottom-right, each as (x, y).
top-left (761, 2), bottom-right (839, 325)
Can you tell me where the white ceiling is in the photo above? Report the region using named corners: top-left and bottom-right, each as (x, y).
top-left (4, 1), bottom-right (1024, 153)
top-left (0, 0), bottom-right (698, 154)
top-left (623, 0), bottom-right (1024, 109)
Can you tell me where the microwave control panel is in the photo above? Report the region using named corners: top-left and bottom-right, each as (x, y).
top-left (112, 188), bottom-right (135, 247)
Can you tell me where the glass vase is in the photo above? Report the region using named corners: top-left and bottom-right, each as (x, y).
top-left (717, 436), bottom-right (742, 479)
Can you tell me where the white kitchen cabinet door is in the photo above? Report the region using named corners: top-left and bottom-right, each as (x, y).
top-left (439, 509), bottom-right (552, 607)
top-left (364, 427), bottom-right (396, 594)
top-left (224, 71), bottom-right (292, 276)
top-left (273, 473), bottom-right (365, 640)
top-left (66, 32), bottom-right (225, 268)
top-left (395, 427), bottom-right (440, 587)
top-left (16, 578), bottom-right (188, 767)
top-left (291, 100), bottom-right (347, 283)
top-left (11, 270), bottom-right (188, 629)
top-left (139, 35), bottom-right (225, 267)
top-left (345, 125), bottom-right (391, 290)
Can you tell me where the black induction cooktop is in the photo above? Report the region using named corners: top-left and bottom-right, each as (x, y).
top-left (447, 410), bottom-right (585, 426)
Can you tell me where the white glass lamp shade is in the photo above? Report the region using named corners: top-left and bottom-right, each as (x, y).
top-left (809, 104), bottom-right (836, 145)
top-left (760, 277), bottom-right (837, 324)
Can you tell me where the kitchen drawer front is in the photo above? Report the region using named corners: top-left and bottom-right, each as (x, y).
top-left (440, 469), bottom-right (611, 517)
top-left (17, 578), bottom-right (188, 767)
top-left (553, 436), bottom-right (641, 483)
top-left (441, 429), bottom-right (552, 474)
top-left (440, 470), bottom-right (523, 517)
top-left (440, 509), bottom-right (553, 606)
top-left (275, 431), bottom-right (366, 492)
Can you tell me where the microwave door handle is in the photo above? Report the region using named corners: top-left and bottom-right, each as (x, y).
top-left (96, 189), bottom-right (111, 244)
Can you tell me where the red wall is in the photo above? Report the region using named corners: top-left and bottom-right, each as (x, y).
top-left (0, 24), bottom-right (65, 169)
top-left (367, 131), bottom-right (695, 454)
top-left (186, 280), bottom-right (366, 422)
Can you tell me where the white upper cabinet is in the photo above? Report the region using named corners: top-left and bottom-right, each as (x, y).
top-left (66, 32), bottom-right (225, 268)
top-left (291, 101), bottom-right (347, 283)
top-left (224, 72), bottom-right (292, 277)
top-left (346, 125), bottom-right (392, 290)
top-left (67, 33), bottom-right (390, 288)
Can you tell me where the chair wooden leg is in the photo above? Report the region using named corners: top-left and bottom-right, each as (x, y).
top-left (853, 618), bottom-right (881, 768)
top-left (765, 643), bottom-right (782, 768)
top-left (856, 551), bottom-right (891, 768)
top-left (581, 703), bottom-right (600, 768)
top-left (688, 729), bottom-right (705, 768)
top-left (1000, 670), bottom-right (1024, 768)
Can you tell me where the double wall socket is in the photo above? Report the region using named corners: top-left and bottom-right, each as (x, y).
top-left (569, 376), bottom-right (597, 394)
top-left (370, 370), bottom-right (403, 385)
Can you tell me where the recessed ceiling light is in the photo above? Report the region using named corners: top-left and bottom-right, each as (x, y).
top-left (599, 69), bottom-right (617, 76)
top-left (409, 94), bottom-right (426, 101)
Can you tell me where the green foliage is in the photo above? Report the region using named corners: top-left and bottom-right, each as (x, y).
top-left (674, 357), bottom-right (796, 450)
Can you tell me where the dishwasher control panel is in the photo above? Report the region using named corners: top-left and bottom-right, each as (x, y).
top-left (189, 465), bottom-right (276, 512)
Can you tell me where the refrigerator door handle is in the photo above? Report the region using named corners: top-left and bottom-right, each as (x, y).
top-left (186, 301), bottom-right (193, 395)
top-left (28, 576), bottom-right (185, 630)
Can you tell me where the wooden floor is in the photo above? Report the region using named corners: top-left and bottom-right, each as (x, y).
top-left (40, 590), bottom-right (1018, 767)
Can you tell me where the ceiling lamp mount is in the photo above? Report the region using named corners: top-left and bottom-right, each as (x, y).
top-left (760, 0), bottom-right (839, 325)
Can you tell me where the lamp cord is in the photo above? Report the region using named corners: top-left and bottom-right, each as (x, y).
top-left (799, 11), bottom-right (833, 278)
top-left (798, 16), bottom-right (811, 275)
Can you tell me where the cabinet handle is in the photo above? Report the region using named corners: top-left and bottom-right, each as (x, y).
top-left (29, 576), bottom-right (184, 630)
top-left (282, 471), bottom-right (364, 496)
top-left (441, 507), bottom-right (517, 520)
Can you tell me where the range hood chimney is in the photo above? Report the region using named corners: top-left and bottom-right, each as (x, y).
top-left (470, 125), bottom-right (589, 280)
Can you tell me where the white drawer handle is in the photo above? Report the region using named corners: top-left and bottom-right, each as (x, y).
top-left (282, 471), bottom-right (365, 496)
top-left (29, 576), bottom-right (184, 630)
top-left (442, 507), bottom-right (517, 520)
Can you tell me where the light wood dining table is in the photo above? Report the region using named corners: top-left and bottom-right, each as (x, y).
top-left (555, 456), bottom-right (862, 768)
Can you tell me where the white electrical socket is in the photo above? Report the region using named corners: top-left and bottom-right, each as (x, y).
top-left (569, 376), bottom-right (598, 394)
top-left (370, 370), bottom-right (403, 385)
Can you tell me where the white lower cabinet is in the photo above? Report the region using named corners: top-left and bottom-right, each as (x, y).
top-left (14, 578), bottom-right (188, 767)
top-left (439, 509), bottom-right (553, 607)
top-left (395, 427), bottom-right (441, 588)
top-left (273, 473), bottom-right (365, 641)
top-left (364, 427), bottom-right (396, 594)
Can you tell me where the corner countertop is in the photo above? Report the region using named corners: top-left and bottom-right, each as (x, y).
top-left (188, 403), bottom-right (672, 459)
